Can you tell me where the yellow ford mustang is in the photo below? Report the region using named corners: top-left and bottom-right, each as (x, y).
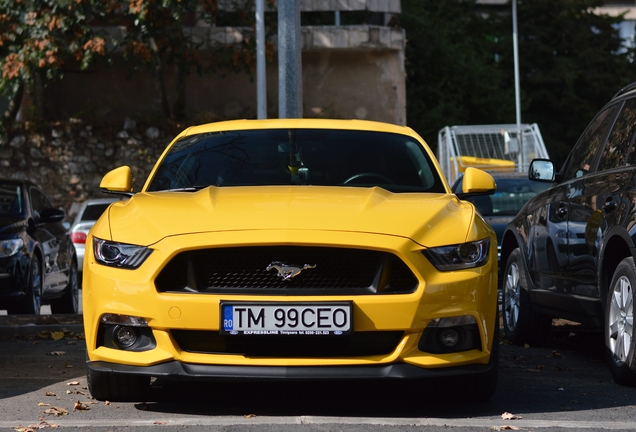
top-left (83, 118), bottom-right (498, 401)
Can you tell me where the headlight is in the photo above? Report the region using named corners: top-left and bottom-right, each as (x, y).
top-left (422, 238), bottom-right (490, 271)
top-left (0, 238), bottom-right (24, 257)
top-left (93, 237), bottom-right (153, 269)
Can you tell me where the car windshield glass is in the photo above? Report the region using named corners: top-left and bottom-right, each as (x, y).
top-left (0, 183), bottom-right (22, 215)
top-left (469, 177), bottom-right (550, 216)
top-left (81, 203), bottom-right (112, 221)
top-left (146, 129), bottom-right (445, 193)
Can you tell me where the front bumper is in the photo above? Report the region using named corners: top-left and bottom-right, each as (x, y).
top-left (87, 359), bottom-right (495, 381)
top-left (83, 230), bottom-right (499, 375)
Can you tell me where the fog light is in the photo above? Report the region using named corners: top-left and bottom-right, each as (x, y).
top-left (114, 325), bottom-right (138, 348)
top-left (439, 328), bottom-right (460, 347)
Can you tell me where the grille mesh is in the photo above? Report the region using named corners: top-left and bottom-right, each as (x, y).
top-left (155, 246), bottom-right (417, 295)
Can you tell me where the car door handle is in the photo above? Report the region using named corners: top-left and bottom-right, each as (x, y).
top-left (603, 197), bottom-right (617, 213)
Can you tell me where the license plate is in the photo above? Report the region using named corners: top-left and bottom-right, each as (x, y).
top-left (220, 302), bottom-right (352, 336)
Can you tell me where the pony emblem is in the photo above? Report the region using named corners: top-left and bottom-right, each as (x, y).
top-left (266, 261), bottom-right (316, 281)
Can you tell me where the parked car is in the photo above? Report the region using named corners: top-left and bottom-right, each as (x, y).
top-left (70, 198), bottom-right (122, 276)
top-left (500, 81), bottom-right (636, 386)
top-left (83, 118), bottom-right (499, 402)
top-left (452, 171), bottom-right (551, 257)
top-left (0, 179), bottom-right (78, 315)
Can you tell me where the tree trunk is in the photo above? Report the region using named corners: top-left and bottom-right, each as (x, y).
top-left (32, 72), bottom-right (45, 119)
top-left (149, 38), bottom-right (171, 119)
top-left (173, 60), bottom-right (187, 121)
top-left (2, 81), bottom-right (25, 131)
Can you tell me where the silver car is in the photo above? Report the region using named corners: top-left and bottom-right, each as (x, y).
top-left (70, 198), bottom-right (122, 276)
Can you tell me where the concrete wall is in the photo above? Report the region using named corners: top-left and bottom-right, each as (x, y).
top-left (44, 25), bottom-right (406, 126)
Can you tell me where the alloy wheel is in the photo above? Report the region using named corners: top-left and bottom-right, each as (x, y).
top-left (608, 275), bottom-right (634, 366)
top-left (504, 261), bottom-right (521, 332)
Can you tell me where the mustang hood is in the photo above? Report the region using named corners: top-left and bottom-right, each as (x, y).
top-left (103, 186), bottom-right (476, 247)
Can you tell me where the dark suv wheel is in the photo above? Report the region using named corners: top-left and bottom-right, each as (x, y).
top-left (605, 257), bottom-right (636, 386)
top-left (502, 248), bottom-right (552, 346)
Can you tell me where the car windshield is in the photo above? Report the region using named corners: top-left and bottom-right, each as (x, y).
top-left (146, 129), bottom-right (445, 193)
top-left (469, 177), bottom-right (550, 216)
top-left (0, 183), bottom-right (22, 215)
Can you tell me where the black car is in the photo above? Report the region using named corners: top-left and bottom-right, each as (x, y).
top-left (0, 179), bottom-right (78, 314)
top-left (500, 82), bottom-right (636, 386)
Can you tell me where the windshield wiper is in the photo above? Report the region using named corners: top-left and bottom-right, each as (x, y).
top-left (164, 185), bottom-right (210, 192)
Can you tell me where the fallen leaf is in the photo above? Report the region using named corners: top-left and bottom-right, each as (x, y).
top-left (64, 362), bottom-right (74, 368)
top-left (74, 401), bottom-right (90, 411)
top-left (501, 412), bottom-right (522, 420)
top-left (66, 381), bottom-right (80, 386)
top-left (51, 332), bottom-right (65, 341)
top-left (500, 426), bottom-right (520, 431)
top-left (243, 413), bottom-right (256, 418)
top-left (46, 351), bottom-right (65, 356)
top-left (104, 401), bottom-right (111, 405)
top-left (44, 406), bottom-right (68, 417)
top-left (548, 350), bottom-right (562, 358)
top-left (523, 344), bottom-right (530, 349)
top-left (38, 403), bottom-right (51, 407)
top-left (153, 421), bottom-right (168, 425)
top-left (44, 392), bottom-right (56, 397)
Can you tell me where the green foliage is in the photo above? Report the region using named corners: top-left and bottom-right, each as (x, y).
top-left (0, 0), bottom-right (109, 129)
top-left (402, 0), bottom-right (636, 168)
top-left (401, 0), bottom-right (514, 147)
top-left (500, 0), bottom-right (634, 167)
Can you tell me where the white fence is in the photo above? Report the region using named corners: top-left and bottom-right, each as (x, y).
top-left (437, 123), bottom-right (549, 185)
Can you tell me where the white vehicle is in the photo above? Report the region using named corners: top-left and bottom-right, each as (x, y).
top-left (438, 123), bottom-right (550, 185)
top-left (70, 198), bottom-right (123, 278)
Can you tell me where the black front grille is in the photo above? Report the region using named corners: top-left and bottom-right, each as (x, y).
top-left (155, 246), bottom-right (418, 295)
top-left (171, 330), bottom-right (405, 357)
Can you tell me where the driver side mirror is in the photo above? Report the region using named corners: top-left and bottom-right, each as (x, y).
top-left (100, 166), bottom-right (134, 196)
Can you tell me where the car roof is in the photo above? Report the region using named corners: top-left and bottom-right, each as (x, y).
top-left (176, 118), bottom-right (421, 140)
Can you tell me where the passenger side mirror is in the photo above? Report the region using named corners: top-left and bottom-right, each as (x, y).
top-left (456, 167), bottom-right (496, 199)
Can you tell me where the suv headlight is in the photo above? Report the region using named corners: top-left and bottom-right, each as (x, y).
top-left (93, 237), bottom-right (153, 269)
top-left (0, 239), bottom-right (24, 258)
top-left (422, 238), bottom-right (490, 271)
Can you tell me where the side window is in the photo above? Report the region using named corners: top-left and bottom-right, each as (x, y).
top-left (30, 188), bottom-right (51, 219)
top-left (562, 103), bottom-right (619, 181)
top-left (600, 98), bottom-right (636, 171)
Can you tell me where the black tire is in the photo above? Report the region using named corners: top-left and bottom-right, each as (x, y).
top-left (605, 257), bottom-right (636, 386)
top-left (501, 248), bottom-right (551, 346)
top-left (50, 261), bottom-right (79, 314)
top-left (86, 367), bottom-right (151, 402)
top-left (8, 255), bottom-right (42, 315)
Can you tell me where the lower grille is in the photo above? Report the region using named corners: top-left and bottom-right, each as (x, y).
top-left (155, 246), bottom-right (418, 295)
top-left (171, 330), bottom-right (405, 357)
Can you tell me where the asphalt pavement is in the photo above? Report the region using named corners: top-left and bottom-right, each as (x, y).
top-left (1, 314), bottom-right (636, 431)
